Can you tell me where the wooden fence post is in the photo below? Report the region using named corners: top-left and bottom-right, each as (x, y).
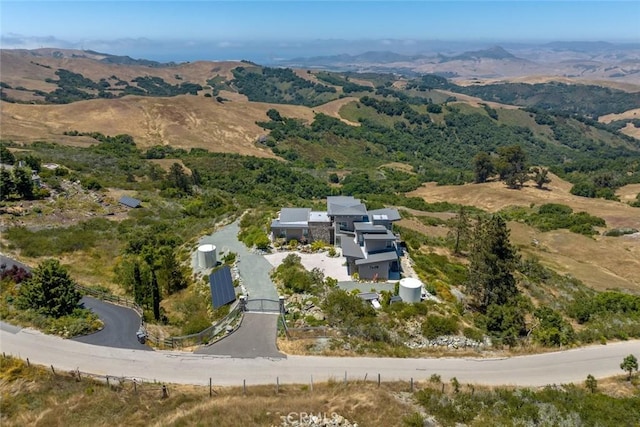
top-left (344, 371), bottom-right (347, 385)
top-left (377, 373), bottom-right (380, 387)
top-left (243, 379), bottom-right (246, 396)
top-left (410, 377), bottom-right (414, 392)
top-left (310, 375), bottom-right (313, 392)
top-left (209, 378), bottom-right (212, 397)
top-left (276, 377), bottom-right (279, 394)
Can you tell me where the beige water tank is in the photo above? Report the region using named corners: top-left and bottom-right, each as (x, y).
top-left (197, 244), bottom-right (216, 269)
top-left (399, 277), bottom-right (423, 303)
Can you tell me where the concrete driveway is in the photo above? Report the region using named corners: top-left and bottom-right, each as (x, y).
top-left (195, 221), bottom-right (283, 358)
top-left (198, 221), bottom-right (278, 300)
top-left (196, 313), bottom-right (284, 358)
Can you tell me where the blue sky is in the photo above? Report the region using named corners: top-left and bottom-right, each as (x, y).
top-left (1, 1), bottom-right (639, 61)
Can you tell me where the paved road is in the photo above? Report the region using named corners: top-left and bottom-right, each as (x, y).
top-left (73, 296), bottom-right (150, 351)
top-left (0, 254), bottom-right (30, 273)
top-left (196, 313), bottom-right (284, 358)
top-left (1, 326), bottom-right (638, 386)
top-left (1, 254), bottom-right (148, 350)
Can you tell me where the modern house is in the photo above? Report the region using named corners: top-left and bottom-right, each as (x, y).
top-left (271, 196), bottom-right (401, 280)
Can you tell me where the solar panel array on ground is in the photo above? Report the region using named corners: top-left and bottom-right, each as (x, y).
top-left (209, 265), bottom-right (236, 308)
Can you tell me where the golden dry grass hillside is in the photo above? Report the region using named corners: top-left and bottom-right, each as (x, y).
top-left (599, 108), bottom-right (640, 139)
top-left (409, 173), bottom-right (640, 293)
top-left (0, 95), bottom-right (315, 156)
top-left (0, 49), bottom-right (241, 89)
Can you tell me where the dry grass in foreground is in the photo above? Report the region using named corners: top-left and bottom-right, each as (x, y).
top-left (0, 356), bottom-right (415, 427)
top-left (2, 356), bottom-right (638, 427)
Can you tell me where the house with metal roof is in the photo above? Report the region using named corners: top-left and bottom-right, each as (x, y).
top-left (270, 196), bottom-right (401, 280)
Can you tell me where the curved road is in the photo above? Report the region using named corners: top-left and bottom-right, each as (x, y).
top-left (1, 326), bottom-right (638, 386)
top-left (1, 254), bottom-right (147, 351)
top-left (74, 296), bottom-right (150, 351)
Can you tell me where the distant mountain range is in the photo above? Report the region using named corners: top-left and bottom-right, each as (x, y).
top-left (278, 43), bottom-right (640, 84)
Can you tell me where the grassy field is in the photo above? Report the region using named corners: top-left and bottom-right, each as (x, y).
top-left (408, 174), bottom-right (640, 292)
top-left (0, 95), bottom-right (315, 156)
top-left (0, 356), bottom-right (415, 427)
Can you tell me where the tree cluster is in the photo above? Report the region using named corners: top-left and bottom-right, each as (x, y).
top-left (16, 259), bottom-right (81, 318)
top-left (116, 227), bottom-right (188, 321)
top-left (473, 145), bottom-right (552, 189)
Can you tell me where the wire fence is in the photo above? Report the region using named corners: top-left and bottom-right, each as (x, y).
top-left (5, 353), bottom-right (425, 398)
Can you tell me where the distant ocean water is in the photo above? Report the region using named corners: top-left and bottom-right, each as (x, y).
top-left (129, 50), bottom-right (277, 64)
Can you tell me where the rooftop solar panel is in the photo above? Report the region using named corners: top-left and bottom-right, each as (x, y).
top-left (209, 265), bottom-right (236, 308)
top-left (119, 196), bottom-right (141, 208)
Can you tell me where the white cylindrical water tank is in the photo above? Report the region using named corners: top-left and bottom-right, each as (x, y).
top-left (399, 277), bottom-right (423, 303)
top-left (197, 244), bottom-right (216, 269)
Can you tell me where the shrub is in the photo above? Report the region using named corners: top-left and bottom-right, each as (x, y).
top-left (422, 315), bottom-right (459, 339)
top-left (463, 327), bottom-right (484, 342)
top-left (604, 228), bottom-right (638, 237)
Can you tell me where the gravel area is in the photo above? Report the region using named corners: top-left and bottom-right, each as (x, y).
top-left (264, 250), bottom-right (351, 282)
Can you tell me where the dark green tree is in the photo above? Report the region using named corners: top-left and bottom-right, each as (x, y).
top-left (22, 154), bottom-right (41, 173)
top-left (132, 260), bottom-right (144, 306)
top-left (448, 206), bottom-right (471, 255)
top-left (496, 145), bottom-right (527, 189)
top-left (17, 259), bottom-right (81, 318)
top-left (531, 166), bottom-right (551, 189)
top-left (0, 167), bottom-right (15, 200)
top-left (266, 108), bottom-right (283, 122)
top-left (159, 250), bottom-right (188, 295)
top-left (13, 167), bottom-right (34, 199)
top-left (484, 303), bottom-right (527, 346)
top-left (191, 167), bottom-right (202, 186)
top-left (151, 269), bottom-right (161, 321)
top-left (466, 215), bottom-right (520, 311)
top-left (166, 162), bottom-right (192, 196)
top-left (620, 354), bottom-right (638, 381)
top-left (473, 151), bottom-right (495, 183)
top-left (0, 144), bottom-right (16, 164)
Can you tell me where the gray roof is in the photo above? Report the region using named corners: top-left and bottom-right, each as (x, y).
top-left (355, 250), bottom-right (398, 265)
top-left (279, 208), bottom-right (311, 223)
top-left (363, 231), bottom-right (396, 241)
top-left (357, 292), bottom-right (380, 301)
top-left (369, 208), bottom-right (401, 222)
top-left (341, 238), bottom-right (364, 259)
top-left (327, 196), bottom-right (367, 217)
top-left (353, 222), bottom-right (387, 233)
top-left (119, 196), bottom-right (141, 208)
